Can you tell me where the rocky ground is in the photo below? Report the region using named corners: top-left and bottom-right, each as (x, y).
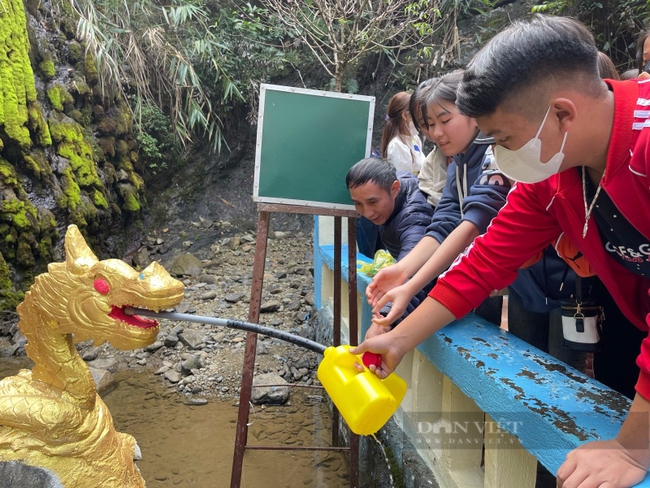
top-left (0, 216), bottom-right (322, 405)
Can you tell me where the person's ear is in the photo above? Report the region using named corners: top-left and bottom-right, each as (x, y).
top-left (550, 98), bottom-right (577, 133)
top-left (390, 179), bottom-right (400, 198)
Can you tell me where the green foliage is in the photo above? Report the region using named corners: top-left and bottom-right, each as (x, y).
top-left (133, 99), bottom-right (174, 172)
top-left (70, 0), bottom-right (243, 153)
top-left (211, 3), bottom-right (292, 117)
top-left (532, 0), bottom-right (650, 66)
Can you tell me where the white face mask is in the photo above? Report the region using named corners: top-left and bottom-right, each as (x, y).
top-left (493, 105), bottom-right (568, 183)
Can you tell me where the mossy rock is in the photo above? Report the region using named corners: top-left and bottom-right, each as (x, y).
top-left (98, 136), bottom-right (116, 158)
top-left (69, 109), bottom-right (91, 126)
top-left (118, 183), bottom-right (141, 212)
top-left (102, 162), bottom-right (117, 186)
top-left (59, 18), bottom-right (76, 40)
top-left (23, 150), bottom-right (53, 180)
top-left (49, 116), bottom-right (102, 188)
top-left (27, 102), bottom-right (52, 146)
top-left (116, 139), bottom-right (130, 157)
top-left (37, 207), bottom-right (57, 234)
top-left (67, 41), bottom-right (83, 64)
top-left (2, 198), bottom-right (38, 230)
top-left (0, 251), bottom-right (23, 310)
top-left (115, 109), bottom-right (131, 136)
top-left (16, 235), bottom-right (35, 267)
top-left (97, 118), bottom-right (117, 136)
top-left (84, 53), bottom-right (99, 86)
top-left (38, 55), bottom-right (56, 80)
top-left (0, 159), bottom-right (19, 186)
top-left (38, 235), bottom-right (54, 262)
top-left (92, 104), bottom-right (105, 119)
top-left (47, 84), bottom-right (75, 112)
top-left (92, 189), bottom-right (109, 209)
top-left (0, 0), bottom-right (38, 149)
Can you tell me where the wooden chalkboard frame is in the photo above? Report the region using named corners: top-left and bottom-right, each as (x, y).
top-left (253, 84), bottom-right (375, 211)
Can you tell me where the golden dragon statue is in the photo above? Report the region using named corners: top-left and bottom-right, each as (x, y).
top-left (0, 225), bottom-right (184, 487)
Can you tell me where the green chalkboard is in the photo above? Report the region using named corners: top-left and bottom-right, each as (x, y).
top-left (254, 84), bottom-right (374, 209)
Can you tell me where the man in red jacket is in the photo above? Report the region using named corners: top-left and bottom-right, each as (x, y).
top-left (352, 15), bottom-right (650, 488)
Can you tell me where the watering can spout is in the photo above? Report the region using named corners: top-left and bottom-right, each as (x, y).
top-left (317, 345), bottom-right (407, 436)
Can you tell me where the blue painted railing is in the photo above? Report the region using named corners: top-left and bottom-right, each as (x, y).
top-left (316, 242), bottom-right (650, 487)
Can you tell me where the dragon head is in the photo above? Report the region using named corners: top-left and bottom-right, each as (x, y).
top-left (31, 225), bottom-right (185, 350)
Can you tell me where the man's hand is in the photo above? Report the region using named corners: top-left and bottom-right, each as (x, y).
top-left (366, 264), bottom-right (408, 308)
top-left (556, 439), bottom-right (648, 488)
top-left (364, 316), bottom-right (392, 340)
top-left (371, 283), bottom-right (414, 326)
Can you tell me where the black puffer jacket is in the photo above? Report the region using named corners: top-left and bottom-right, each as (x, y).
top-left (379, 171), bottom-right (434, 261)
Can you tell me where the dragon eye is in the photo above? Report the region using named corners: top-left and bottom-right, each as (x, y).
top-left (93, 279), bottom-right (110, 295)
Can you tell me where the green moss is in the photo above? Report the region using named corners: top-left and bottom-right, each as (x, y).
top-left (0, 0), bottom-right (38, 149)
top-left (116, 139), bottom-right (129, 157)
top-left (27, 102), bottom-right (52, 146)
top-left (47, 84), bottom-right (74, 112)
top-left (0, 251), bottom-right (23, 310)
top-left (39, 56), bottom-right (56, 79)
top-left (38, 235), bottom-right (53, 261)
top-left (23, 155), bottom-right (42, 178)
top-left (84, 53), bottom-right (99, 85)
top-left (69, 109), bottom-right (89, 125)
top-left (119, 183), bottom-right (141, 212)
top-left (123, 192), bottom-right (141, 212)
top-left (0, 251), bottom-right (12, 291)
top-left (49, 117), bottom-right (102, 188)
top-left (0, 159), bottom-right (19, 186)
top-left (130, 172), bottom-right (144, 191)
top-left (2, 198), bottom-right (38, 229)
top-left (92, 189), bottom-right (109, 209)
top-left (61, 166), bottom-right (81, 209)
top-left (68, 42), bottom-right (83, 64)
top-left (16, 236), bottom-right (35, 267)
top-left (23, 151), bottom-right (52, 180)
top-left (115, 109), bottom-right (131, 135)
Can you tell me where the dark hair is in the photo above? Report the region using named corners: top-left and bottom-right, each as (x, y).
top-left (408, 70), bottom-right (463, 131)
top-left (620, 68), bottom-right (640, 81)
top-left (409, 78), bottom-right (437, 132)
top-left (597, 52), bottom-right (620, 80)
top-left (636, 29), bottom-right (650, 73)
top-left (346, 158), bottom-right (397, 193)
top-left (380, 92), bottom-right (412, 158)
top-left (457, 15), bottom-right (600, 118)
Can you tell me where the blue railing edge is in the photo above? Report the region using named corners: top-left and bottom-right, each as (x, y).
top-left (316, 241), bottom-right (650, 485)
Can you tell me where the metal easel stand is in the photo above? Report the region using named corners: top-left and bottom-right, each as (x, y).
top-left (230, 204), bottom-right (359, 488)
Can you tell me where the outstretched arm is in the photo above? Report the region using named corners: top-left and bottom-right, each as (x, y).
top-left (350, 297), bottom-right (456, 378)
top-left (372, 221), bottom-right (479, 325)
top-left (366, 236), bottom-right (440, 307)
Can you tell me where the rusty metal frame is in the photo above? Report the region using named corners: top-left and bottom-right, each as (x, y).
top-left (230, 204), bottom-right (360, 488)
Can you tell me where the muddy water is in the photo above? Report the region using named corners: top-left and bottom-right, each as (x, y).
top-left (0, 360), bottom-right (350, 487)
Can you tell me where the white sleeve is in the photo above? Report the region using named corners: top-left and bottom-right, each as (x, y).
top-left (386, 137), bottom-right (413, 173)
top-left (418, 146), bottom-right (448, 206)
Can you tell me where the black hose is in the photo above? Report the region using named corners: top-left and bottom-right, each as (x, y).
top-left (125, 308), bottom-right (327, 355)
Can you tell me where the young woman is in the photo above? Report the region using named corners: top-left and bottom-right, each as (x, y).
top-left (367, 70), bottom-right (509, 334)
top-left (380, 92), bottom-right (425, 174)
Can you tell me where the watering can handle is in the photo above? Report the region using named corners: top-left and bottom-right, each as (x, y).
top-left (362, 352), bottom-right (382, 368)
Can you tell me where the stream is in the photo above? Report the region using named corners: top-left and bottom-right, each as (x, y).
top-left (0, 359), bottom-right (350, 487)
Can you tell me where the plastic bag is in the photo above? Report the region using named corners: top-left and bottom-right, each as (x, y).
top-left (357, 249), bottom-right (395, 277)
